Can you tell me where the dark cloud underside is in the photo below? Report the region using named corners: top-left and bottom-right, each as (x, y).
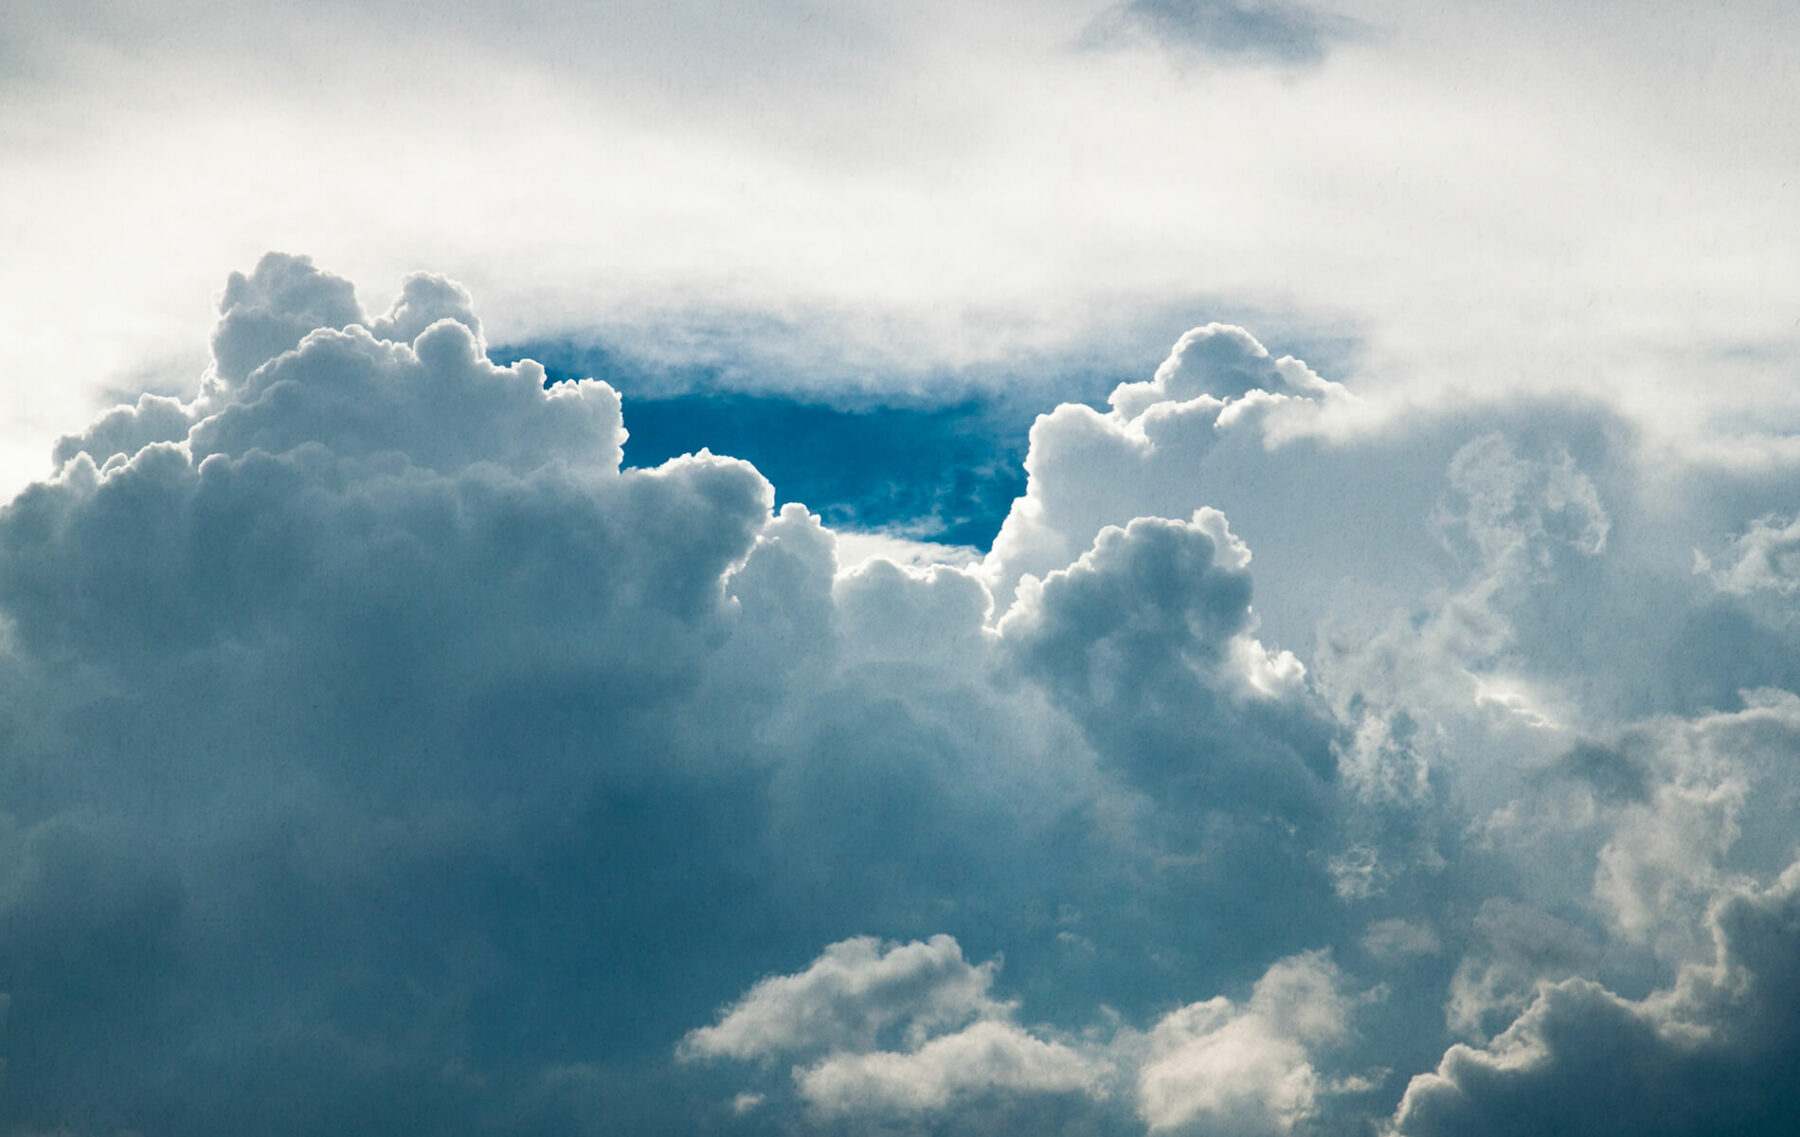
top-left (7, 255), bottom-right (1800, 1136)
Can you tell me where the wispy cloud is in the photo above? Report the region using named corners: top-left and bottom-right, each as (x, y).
top-left (1079, 0), bottom-right (1367, 67)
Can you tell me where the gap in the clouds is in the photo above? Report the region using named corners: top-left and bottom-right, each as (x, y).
top-left (614, 392), bottom-right (1029, 548)
top-left (491, 340), bottom-right (1056, 549)
top-left (488, 303), bottom-right (1370, 551)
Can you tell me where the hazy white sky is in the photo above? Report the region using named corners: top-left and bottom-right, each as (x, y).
top-left (5, 0), bottom-right (1800, 495)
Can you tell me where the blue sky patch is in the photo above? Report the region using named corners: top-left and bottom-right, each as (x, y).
top-left (493, 340), bottom-right (1046, 548)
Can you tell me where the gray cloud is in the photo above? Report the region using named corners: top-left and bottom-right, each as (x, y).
top-left (1394, 859), bottom-right (1800, 1137)
top-left (1001, 509), bottom-right (1333, 815)
top-left (1131, 951), bottom-right (1367, 1135)
top-left (11, 255), bottom-right (1800, 1136)
top-left (1081, 0), bottom-right (1365, 67)
top-left (4, 257), bottom-right (1379, 1135)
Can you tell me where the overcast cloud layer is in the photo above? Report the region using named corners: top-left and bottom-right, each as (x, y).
top-left (5, 1), bottom-right (1800, 499)
top-left (2, 252), bottom-right (1800, 1135)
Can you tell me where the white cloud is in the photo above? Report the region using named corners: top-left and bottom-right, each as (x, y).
top-left (982, 324), bottom-right (1348, 615)
top-left (683, 934), bottom-right (1115, 1119)
top-left (1704, 513), bottom-right (1800, 598)
top-left (1134, 951), bottom-right (1363, 1134)
top-left (689, 937), bottom-right (1373, 1132)
top-left (796, 1019), bottom-right (1110, 1116)
top-left (11, 0), bottom-right (1800, 507)
top-left (1360, 918), bottom-right (1439, 964)
top-left (680, 935), bottom-right (1006, 1062)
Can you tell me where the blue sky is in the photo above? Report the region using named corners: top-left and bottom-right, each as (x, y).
top-left (5, 4), bottom-right (1800, 1136)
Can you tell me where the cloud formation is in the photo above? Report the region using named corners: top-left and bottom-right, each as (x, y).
top-left (683, 935), bottom-right (1109, 1118)
top-left (1394, 859), bottom-right (1800, 1137)
top-left (1133, 951), bottom-right (1365, 1134)
top-left (7, 255), bottom-right (1800, 1136)
top-left (1081, 0), bottom-right (1364, 67)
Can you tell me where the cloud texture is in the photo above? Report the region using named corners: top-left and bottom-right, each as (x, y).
top-left (5, 255), bottom-right (1800, 1136)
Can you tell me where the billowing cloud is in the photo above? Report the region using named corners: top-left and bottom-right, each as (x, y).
top-left (1394, 859), bottom-right (1800, 1137)
top-left (983, 322), bottom-right (1349, 615)
top-left (1133, 951), bottom-right (1367, 1135)
top-left (1000, 508), bottom-right (1330, 815)
top-left (796, 1018), bottom-right (1108, 1116)
top-left (8, 255), bottom-right (1800, 1137)
top-left (681, 935), bottom-right (1008, 1061)
top-left (687, 937), bottom-right (1372, 1132)
top-left (683, 935), bottom-right (1112, 1118)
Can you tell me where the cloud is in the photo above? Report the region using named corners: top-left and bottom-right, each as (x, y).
top-left (209, 251), bottom-right (369, 388)
top-left (0, 257), bottom-right (801, 1133)
top-left (10, 262), bottom-right (1416, 1136)
top-left (1393, 858), bottom-right (1800, 1137)
top-left (1000, 509), bottom-right (1330, 814)
top-left (795, 1019), bottom-right (1109, 1116)
top-left (1134, 951), bottom-right (1364, 1134)
top-left (1443, 900), bottom-right (1596, 1042)
top-left (687, 937), bottom-right (1370, 1132)
top-left (1478, 690), bottom-right (1800, 965)
top-left (15, 253), bottom-right (1800, 1137)
top-left (683, 935), bottom-right (1111, 1118)
top-left (680, 935), bottom-right (1006, 1061)
top-left (1081, 0), bottom-right (1364, 67)
top-left (1360, 918), bottom-right (1440, 965)
top-left (1703, 512), bottom-right (1800, 598)
top-left (982, 322), bottom-right (1349, 615)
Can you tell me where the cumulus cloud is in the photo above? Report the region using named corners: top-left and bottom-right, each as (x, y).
top-left (796, 1019), bottom-right (1108, 1116)
top-left (981, 323), bottom-right (1348, 616)
top-left (0, 256), bottom-right (800, 1134)
top-left (680, 935), bottom-right (1007, 1061)
top-left (208, 251), bottom-right (367, 389)
top-left (1394, 859), bottom-right (1800, 1137)
top-left (688, 937), bottom-right (1372, 1132)
top-left (683, 935), bottom-right (1110, 1118)
top-left (1000, 509), bottom-right (1329, 814)
top-left (13, 253), bottom-right (1800, 1137)
top-left (1133, 951), bottom-right (1367, 1135)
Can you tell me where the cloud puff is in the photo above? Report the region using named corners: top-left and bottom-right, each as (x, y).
top-left (1134, 951), bottom-right (1365, 1134)
top-left (683, 935), bottom-right (1110, 1118)
top-left (687, 937), bottom-right (1372, 1132)
top-left (680, 935), bottom-right (1006, 1061)
top-left (17, 253), bottom-right (1800, 1137)
top-left (983, 322), bottom-right (1348, 616)
top-left (1000, 509), bottom-right (1328, 813)
top-left (208, 252), bottom-right (366, 389)
top-left (795, 1019), bottom-right (1109, 1117)
top-left (1393, 858), bottom-right (1800, 1137)
top-left (1704, 512), bottom-right (1800, 597)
